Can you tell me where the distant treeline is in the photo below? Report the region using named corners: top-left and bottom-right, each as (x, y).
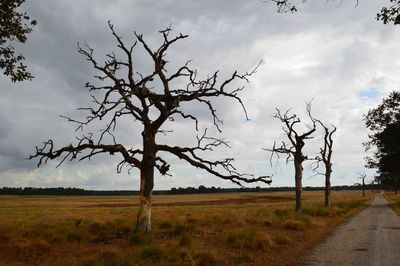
top-left (0, 184), bottom-right (385, 196)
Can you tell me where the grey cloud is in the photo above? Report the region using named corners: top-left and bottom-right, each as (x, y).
top-left (1, 0), bottom-right (398, 189)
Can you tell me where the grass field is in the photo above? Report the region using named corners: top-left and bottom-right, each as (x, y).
top-left (0, 190), bottom-right (373, 266)
top-left (384, 191), bottom-right (400, 215)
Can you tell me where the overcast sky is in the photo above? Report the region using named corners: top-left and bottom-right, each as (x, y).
top-left (1, 0), bottom-right (399, 190)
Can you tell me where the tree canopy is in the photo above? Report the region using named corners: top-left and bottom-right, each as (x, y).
top-left (364, 91), bottom-right (400, 190)
top-left (269, 0), bottom-right (400, 25)
top-left (0, 0), bottom-right (36, 82)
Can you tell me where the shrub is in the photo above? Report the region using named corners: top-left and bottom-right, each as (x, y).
top-left (283, 220), bottom-right (305, 231)
top-left (95, 250), bottom-right (125, 266)
top-left (254, 232), bottom-right (274, 250)
top-left (165, 246), bottom-right (193, 264)
top-left (273, 234), bottom-right (292, 245)
top-left (129, 232), bottom-right (142, 245)
top-left (179, 234), bottom-right (191, 246)
top-left (227, 228), bottom-right (256, 249)
top-left (66, 231), bottom-right (82, 242)
top-left (174, 224), bottom-right (186, 235)
top-left (263, 219), bottom-right (274, 227)
top-left (274, 209), bottom-right (290, 219)
top-left (233, 250), bottom-right (252, 264)
top-left (74, 218), bottom-right (83, 227)
top-left (195, 252), bottom-right (219, 266)
top-left (185, 217), bottom-right (197, 224)
top-left (140, 244), bottom-right (164, 261)
top-left (88, 221), bottom-right (116, 239)
top-left (302, 206), bottom-right (330, 217)
top-left (174, 223), bottom-right (196, 235)
top-left (158, 221), bottom-right (173, 229)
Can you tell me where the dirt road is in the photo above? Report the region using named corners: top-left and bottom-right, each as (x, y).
top-left (302, 193), bottom-right (400, 266)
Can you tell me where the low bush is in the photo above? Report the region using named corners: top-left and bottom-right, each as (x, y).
top-left (158, 221), bottom-right (173, 229)
top-left (227, 228), bottom-right (256, 249)
top-left (140, 243), bottom-right (164, 261)
top-left (273, 233), bottom-right (292, 245)
top-left (283, 220), bottom-right (306, 231)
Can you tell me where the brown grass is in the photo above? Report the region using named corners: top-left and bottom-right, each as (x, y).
top-left (384, 191), bottom-right (400, 215)
top-left (0, 190), bottom-right (373, 266)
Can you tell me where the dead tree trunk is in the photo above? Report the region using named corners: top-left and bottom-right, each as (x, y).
top-left (294, 156), bottom-right (303, 212)
top-left (358, 172), bottom-right (367, 198)
top-left (324, 163), bottom-right (332, 206)
top-left (136, 131), bottom-right (156, 232)
top-left (136, 172), bottom-right (153, 232)
top-left (265, 103), bottom-right (316, 213)
top-left (362, 178), bottom-right (366, 197)
top-left (314, 121), bottom-right (336, 207)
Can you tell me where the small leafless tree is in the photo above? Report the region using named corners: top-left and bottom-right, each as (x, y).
top-left (357, 172), bottom-right (367, 197)
top-left (265, 103), bottom-right (316, 212)
top-left (313, 121), bottom-right (337, 207)
top-left (29, 22), bottom-right (271, 233)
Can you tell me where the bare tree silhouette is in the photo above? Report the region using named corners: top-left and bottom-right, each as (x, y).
top-left (30, 22), bottom-right (271, 233)
top-left (313, 120), bottom-right (337, 207)
top-left (265, 102), bottom-right (316, 212)
top-left (357, 172), bottom-right (367, 197)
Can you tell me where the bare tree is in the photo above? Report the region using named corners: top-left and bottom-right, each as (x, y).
top-left (29, 22), bottom-right (271, 233)
top-left (265, 103), bottom-right (316, 212)
top-left (314, 121), bottom-right (337, 207)
top-left (357, 172), bottom-right (367, 197)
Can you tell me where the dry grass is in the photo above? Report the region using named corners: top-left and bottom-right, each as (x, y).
top-left (384, 191), bottom-right (400, 215)
top-left (0, 190), bottom-right (373, 266)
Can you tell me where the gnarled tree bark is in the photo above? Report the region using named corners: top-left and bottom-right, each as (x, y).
top-left (313, 121), bottom-right (336, 207)
top-left (265, 102), bottom-right (316, 213)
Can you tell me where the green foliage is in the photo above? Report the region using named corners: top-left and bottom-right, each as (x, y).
top-left (377, 0), bottom-right (400, 25)
top-left (364, 91), bottom-right (400, 188)
top-left (0, 0), bottom-right (35, 82)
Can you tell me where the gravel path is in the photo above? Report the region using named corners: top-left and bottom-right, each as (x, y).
top-left (302, 192), bottom-right (400, 266)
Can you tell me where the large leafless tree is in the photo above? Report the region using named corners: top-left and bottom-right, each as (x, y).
top-left (313, 120), bottom-right (336, 207)
top-left (30, 22), bottom-right (271, 233)
top-left (266, 103), bottom-right (316, 212)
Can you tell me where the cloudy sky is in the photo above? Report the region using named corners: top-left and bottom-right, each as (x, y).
top-left (1, 0), bottom-right (399, 190)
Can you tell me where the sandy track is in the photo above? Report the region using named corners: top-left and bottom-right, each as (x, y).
top-left (302, 193), bottom-right (400, 266)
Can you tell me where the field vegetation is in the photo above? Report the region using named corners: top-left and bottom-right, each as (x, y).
top-left (0, 190), bottom-right (373, 265)
top-left (384, 191), bottom-right (400, 215)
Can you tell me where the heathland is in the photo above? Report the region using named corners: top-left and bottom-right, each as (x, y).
top-left (0, 190), bottom-right (373, 266)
